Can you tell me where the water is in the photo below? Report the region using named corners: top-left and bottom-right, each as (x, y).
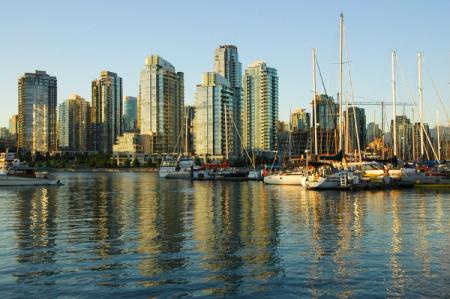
top-left (0, 172), bottom-right (449, 298)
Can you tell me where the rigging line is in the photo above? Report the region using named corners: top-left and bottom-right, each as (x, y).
top-left (315, 57), bottom-right (328, 95)
top-left (344, 26), bottom-right (362, 161)
top-left (425, 65), bottom-right (450, 124)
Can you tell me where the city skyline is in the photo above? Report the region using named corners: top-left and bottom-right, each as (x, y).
top-left (1, 1), bottom-right (449, 128)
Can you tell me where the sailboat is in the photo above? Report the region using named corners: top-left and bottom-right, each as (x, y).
top-left (303, 14), bottom-right (350, 190)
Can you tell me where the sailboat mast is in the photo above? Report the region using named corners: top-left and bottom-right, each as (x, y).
top-left (224, 103), bottom-right (229, 161)
top-left (313, 48), bottom-right (318, 156)
top-left (339, 13), bottom-right (344, 152)
top-left (418, 52), bottom-right (424, 158)
top-left (437, 110), bottom-right (441, 160)
top-left (184, 111), bottom-right (188, 156)
top-left (412, 107), bottom-right (415, 161)
top-left (392, 50), bottom-right (398, 158)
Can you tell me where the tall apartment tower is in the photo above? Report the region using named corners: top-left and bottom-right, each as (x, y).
top-left (123, 96), bottom-right (137, 132)
top-left (58, 94), bottom-right (91, 152)
top-left (242, 61), bottom-right (278, 152)
top-left (214, 45), bottom-right (242, 157)
top-left (193, 72), bottom-right (234, 158)
top-left (91, 71), bottom-right (123, 153)
top-left (138, 55), bottom-right (184, 154)
top-left (345, 106), bottom-right (367, 152)
top-left (18, 70), bottom-right (57, 154)
top-left (9, 114), bottom-right (18, 138)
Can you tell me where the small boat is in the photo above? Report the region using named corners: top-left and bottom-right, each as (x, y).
top-left (165, 158), bottom-right (194, 179)
top-left (0, 153), bottom-right (61, 186)
top-left (159, 158), bottom-right (178, 178)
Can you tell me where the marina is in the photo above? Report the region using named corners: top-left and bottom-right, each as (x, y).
top-left (0, 171), bottom-right (449, 297)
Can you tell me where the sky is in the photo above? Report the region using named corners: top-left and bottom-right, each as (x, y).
top-left (1, 0), bottom-right (449, 128)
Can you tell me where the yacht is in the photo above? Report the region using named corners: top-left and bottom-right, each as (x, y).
top-left (263, 170), bottom-right (305, 185)
top-left (164, 158), bottom-right (194, 179)
top-left (0, 153), bottom-right (61, 186)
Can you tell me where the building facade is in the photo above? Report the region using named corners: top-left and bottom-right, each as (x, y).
top-left (366, 122), bottom-right (382, 145)
top-left (58, 94), bottom-right (91, 152)
top-left (138, 55), bottom-right (184, 154)
top-left (312, 94), bottom-right (339, 155)
top-left (91, 71), bottom-right (123, 153)
top-left (123, 96), bottom-right (137, 132)
top-left (214, 45), bottom-right (242, 157)
top-left (242, 61), bottom-right (279, 153)
top-left (390, 115), bottom-right (413, 161)
top-left (18, 70), bottom-right (57, 154)
top-left (290, 108), bottom-right (310, 157)
top-left (291, 108), bottom-right (310, 131)
top-left (345, 106), bottom-right (366, 153)
top-left (193, 72), bottom-right (234, 158)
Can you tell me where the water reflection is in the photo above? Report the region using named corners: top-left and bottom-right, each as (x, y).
top-left (1, 172), bottom-right (449, 297)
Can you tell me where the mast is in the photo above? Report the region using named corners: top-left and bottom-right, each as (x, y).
top-left (313, 48), bottom-right (318, 156)
top-left (437, 110), bottom-right (441, 160)
top-left (224, 103), bottom-right (229, 161)
top-left (418, 52), bottom-right (424, 158)
top-left (392, 50), bottom-right (398, 158)
top-left (339, 12), bottom-right (344, 152)
top-left (412, 108), bottom-right (415, 161)
top-left (289, 108), bottom-right (292, 161)
top-left (184, 111), bottom-right (188, 156)
top-left (382, 101), bottom-right (385, 159)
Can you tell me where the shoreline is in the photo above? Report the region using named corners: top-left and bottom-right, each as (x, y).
top-left (50, 167), bottom-right (159, 173)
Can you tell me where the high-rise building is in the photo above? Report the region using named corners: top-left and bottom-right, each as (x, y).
top-left (413, 122), bottom-right (432, 161)
top-left (345, 106), bottom-right (366, 152)
top-left (311, 94), bottom-right (339, 154)
top-left (291, 108), bottom-right (310, 131)
top-left (9, 114), bottom-right (18, 136)
top-left (58, 94), bottom-right (91, 152)
top-left (290, 108), bottom-right (310, 157)
top-left (242, 61), bottom-right (278, 153)
top-left (184, 105), bottom-right (195, 155)
top-left (138, 55), bottom-right (184, 154)
top-left (18, 70), bottom-right (57, 154)
top-left (123, 96), bottom-right (137, 132)
top-left (91, 71), bottom-right (123, 153)
top-left (193, 72), bottom-right (234, 158)
top-left (214, 45), bottom-right (242, 157)
top-left (366, 122), bottom-right (382, 144)
top-left (390, 115), bottom-right (413, 160)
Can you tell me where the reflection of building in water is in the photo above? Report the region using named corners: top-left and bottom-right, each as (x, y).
top-left (417, 193), bottom-right (430, 277)
top-left (193, 182), bottom-right (281, 296)
top-left (15, 187), bottom-right (59, 279)
top-left (137, 178), bottom-right (187, 277)
top-left (389, 190), bottom-right (405, 297)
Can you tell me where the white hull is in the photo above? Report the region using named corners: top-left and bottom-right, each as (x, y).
top-left (264, 173), bottom-right (305, 185)
top-left (0, 176), bottom-right (60, 186)
top-left (305, 176), bottom-right (341, 190)
top-left (159, 167), bottom-right (176, 178)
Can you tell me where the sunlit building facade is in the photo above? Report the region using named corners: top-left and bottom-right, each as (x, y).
top-left (91, 71), bottom-right (123, 153)
top-left (242, 61), bottom-right (278, 152)
top-left (58, 94), bottom-right (91, 152)
top-left (214, 45), bottom-right (242, 157)
top-left (18, 70), bottom-right (57, 154)
top-left (193, 72), bottom-right (234, 158)
top-left (138, 55), bottom-right (184, 154)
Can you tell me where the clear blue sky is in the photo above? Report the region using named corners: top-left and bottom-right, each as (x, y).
top-left (1, 0), bottom-right (449, 128)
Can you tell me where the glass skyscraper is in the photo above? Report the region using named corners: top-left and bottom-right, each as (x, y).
top-left (58, 94), bottom-right (91, 152)
top-left (91, 71), bottom-right (123, 153)
top-left (123, 96), bottom-right (137, 132)
top-left (214, 45), bottom-right (242, 157)
top-left (18, 70), bottom-right (57, 154)
top-left (138, 55), bottom-right (184, 154)
top-left (242, 61), bottom-right (278, 152)
top-left (193, 72), bottom-right (234, 158)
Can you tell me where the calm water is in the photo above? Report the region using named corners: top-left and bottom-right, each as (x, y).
top-left (0, 172), bottom-right (449, 298)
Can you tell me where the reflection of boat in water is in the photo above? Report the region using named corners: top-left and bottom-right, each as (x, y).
top-left (0, 153), bottom-right (61, 186)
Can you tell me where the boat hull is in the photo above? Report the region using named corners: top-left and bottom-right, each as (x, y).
top-left (263, 174), bottom-right (304, 185)
top-left (0, 176), bottom-right (60, 186)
